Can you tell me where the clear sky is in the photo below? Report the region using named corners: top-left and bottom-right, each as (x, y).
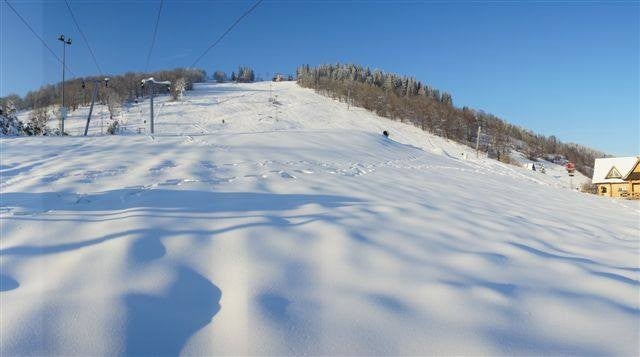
top-left (1, 0), bottom-right (638, 155)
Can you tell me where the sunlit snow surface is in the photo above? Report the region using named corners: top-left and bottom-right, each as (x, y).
top-left (2, 82), bottom-right (638, 355)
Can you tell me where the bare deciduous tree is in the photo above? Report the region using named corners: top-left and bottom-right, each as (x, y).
top-left (171, 77), bottom-right (186, 100)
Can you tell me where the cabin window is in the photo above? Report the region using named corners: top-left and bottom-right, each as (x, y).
top-left (606, 167), bottom-right (623, 179)
top-left (618, 186), bottom-right (628, 192)
top-left (601, 186), bottom-right (607, 194)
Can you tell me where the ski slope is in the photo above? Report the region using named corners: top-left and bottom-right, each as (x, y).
top-left (2, 82), bottom-right (638, 356)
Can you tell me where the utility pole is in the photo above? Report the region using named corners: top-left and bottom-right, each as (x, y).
top-left (58, 34), bottom-right (72, 134)
top-left (475, 125), bottom-right (482, 158)
top-left (82, 81), bottom-right (86, 106)
top-left (141, 77), bottom-right (171, 134)
top-left (274, 95), bottom-right (279, 121)
top-left (566, 162), bottom-right (576, 190)
top-left (149, 82), bottom-right (155, 134)
top-left (84, 78), bottom-right (109, 136)
top-left (347, 88), bottom-right (351, 110)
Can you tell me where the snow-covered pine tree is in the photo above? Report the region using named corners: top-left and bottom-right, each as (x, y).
top-left (0, 97), bottom-right (24, 135)
top-left (24, 107), bottom-right (50, 135)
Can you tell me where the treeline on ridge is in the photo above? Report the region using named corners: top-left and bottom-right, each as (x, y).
top-left (3, 68), bottom-right (206, 113)
top-left (1, 65), bottom-right (261, 113)
top-left (297, 63), bottom-right (603, 176)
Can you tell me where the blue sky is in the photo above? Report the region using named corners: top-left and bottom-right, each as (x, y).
top-left (1, 0), bottom-right (638, 155)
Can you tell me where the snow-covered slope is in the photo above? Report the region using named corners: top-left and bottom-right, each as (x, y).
top-left (2, 82), bottom-right (638, 356)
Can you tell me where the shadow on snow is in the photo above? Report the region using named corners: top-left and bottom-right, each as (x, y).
top-left (1, 189), bottom-right (357, 355)
top-left (125, 266), bottom-right (221, 356)
top-left (1, 189), bottom-right (360, 216)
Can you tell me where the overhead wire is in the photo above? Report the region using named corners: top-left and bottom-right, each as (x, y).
top-left (64, 0), bottom-right (103, 75)
top-left (144, 0), bottom-right (164, 72)
top-left (3, 0), bottom-right (76, 77)
top-left (189, 0), bottom-right (264, 68)
top-left (5, 0), bottom-right (265, 84)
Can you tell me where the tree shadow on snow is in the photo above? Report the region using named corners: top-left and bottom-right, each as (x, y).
top-left (1, 189), bottom-right (359, 216)
top-left (131, 235), bottom-right (167, 263)
top-left (258, 292), bottom-right (291, 323)
top-left (0, 274), bottom-right (19, 292)
top-left (124, 266), bottom-right (221, 356)
top-left (0, 190), bottom-right (359, 258)
top-left (484, 327), bottom-right (608, 356)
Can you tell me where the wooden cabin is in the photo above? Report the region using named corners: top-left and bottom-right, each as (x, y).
top-left (592, 156), bottom-right (640, 199)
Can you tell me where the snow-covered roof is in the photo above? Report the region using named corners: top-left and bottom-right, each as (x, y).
top-left (592, 156), bottom-right (639, 184)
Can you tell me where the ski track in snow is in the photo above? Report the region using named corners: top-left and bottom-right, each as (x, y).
top-left (1, 82), bottom-right (638, 356)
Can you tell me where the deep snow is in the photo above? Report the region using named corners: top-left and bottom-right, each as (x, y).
top-left (1, 82), bottom-right (638, 356)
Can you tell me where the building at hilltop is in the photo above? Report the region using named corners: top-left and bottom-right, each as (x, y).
top-left (592, 156), bottom-right (640, 198)
top-left (272, 73), bottom-right (294, 82)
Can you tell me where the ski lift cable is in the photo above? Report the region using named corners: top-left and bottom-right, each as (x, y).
top-left (64, 0), bottom-right (103, 75)
top-left (189, 0), bottom-right (264, 68)
top-left (144, 0), bottom-right (164, 73)
top-left (4, 0), bottom-right (76, 77)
